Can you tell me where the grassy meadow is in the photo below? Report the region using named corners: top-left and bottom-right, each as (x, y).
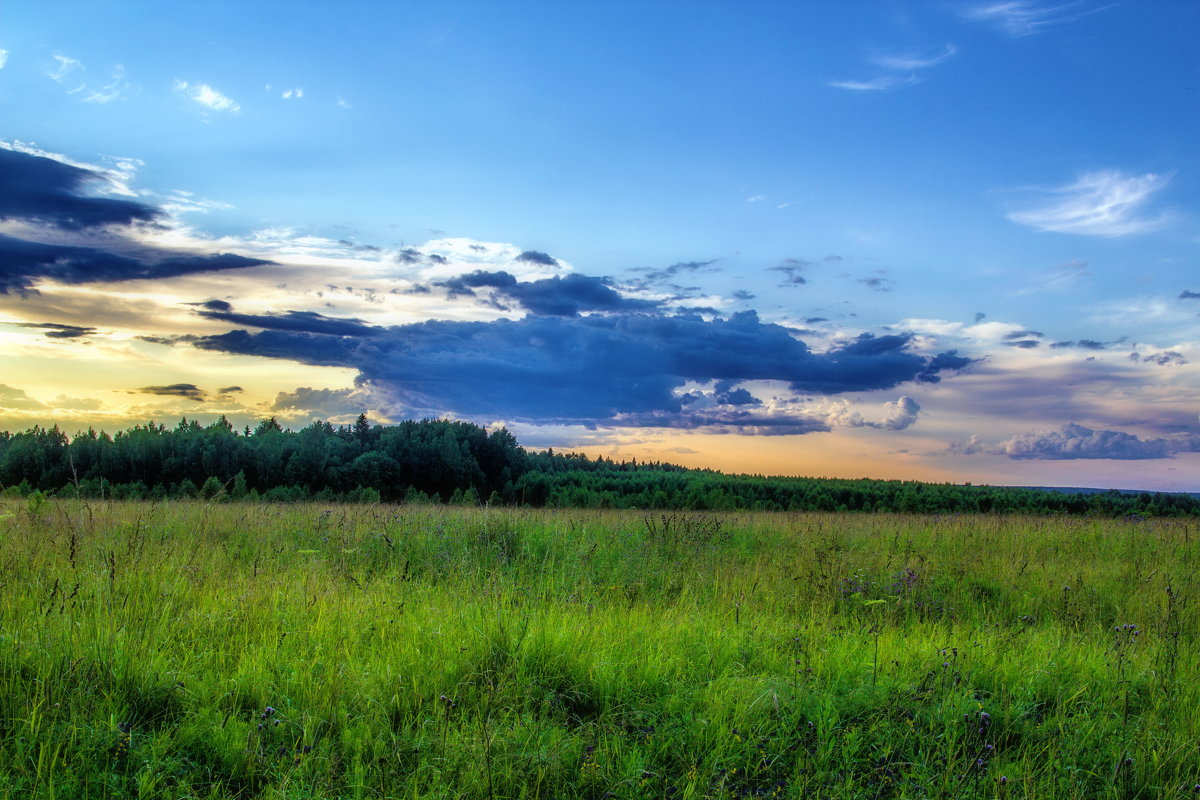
top-left (0, 499), bottom-right (1198, 799)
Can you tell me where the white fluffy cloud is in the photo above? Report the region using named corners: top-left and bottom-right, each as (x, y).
top-left (173, 80), bottom-right (240, 112)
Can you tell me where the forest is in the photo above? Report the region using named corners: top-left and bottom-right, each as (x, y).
top-left (0, 416), bottom-right (1196, 516)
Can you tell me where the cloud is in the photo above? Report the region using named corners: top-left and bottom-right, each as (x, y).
top-left (869, 44), bottom-right (957, 71)
top-left (433, 269), bottom-right (519, 297)
top-left (0, 234), bottom-right (271, 294)
top-left (0, 49), bottom-right (9, 69)
top-left (195, 311), bottom-right (972, 428)
top-left (173, 80), bottom-right (240, 112)
top-left (828, 75), bottom-right (920, 92)
top-left (217, 386), bottom-right (244, 394)
top-left (499, 274), bottom-right (659, 317)
top-left (964, 1), bottom-right (1110, 37)
top-left (271, 386), bottom-right (358, 412)
top-left (83, 64), bottom-right (132, 104)
top-left (197, 307), bottom-right (381, 337)
top-left (1180, 290), bottom-right (1200, 300)
top-left (1000, 423), bottom-right (1200, 460)
top-left (136, 383), bottom-right (207, 401)
top-left (269, 386), bottom-right (381, 422)
top-left (47, 54), bottom-right (84, 88)
top-left (432, 270), bottom-right (658, 316)
top-left (282, 88), bottom-right (304, 99)
top-left (814, 395), bottom-right (922, 431)
top-left (859, 276), bottom-right (895, 292)
top-left (876, 396), bottom-right (921, 430)
top-left (0, 147), bottom-right (272, 292)
top-left (831, 43), bottom-right (955, 92)
top-left (1007, 170), bottom-right (1171, 237)
top-left (51, 395), bottom-right (102, 410)
top-left (0, 146), bottom-right (160, 230)
top-left (1133, 350), bottom-right (1186, 367)
top-left (515, 250), bottom-right (559, 267)
top-left (0, 384), bottom-right (47, 410)
top-left (15, 321), bottom-right (99, 339)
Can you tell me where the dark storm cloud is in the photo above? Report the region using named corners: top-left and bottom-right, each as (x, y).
top-left (515, 250), bottom-right (559, 267)
top-left (0, 234), bottom-right (270, 294)
top-left (136, 383), bottom-right (207, 401)
top-left (433, 269), bottom-right (518, 297)
top-left (154, 253), bottom-right (270, 277)
top-left (915, 351), bottom-right (975, 382)
top-left (1001, 423), bottom-right (1200, 460)
top-left (0, 146), bottom-right (266, 293)
top-left (713, 381), bottom-right (760, 406)
top-left (433, 271), bottom-right (658, 317)
top-left (0, 235), bottom-right (139, 294)
top-left (501, 274), bottom-right (659, 317)
top-left (15, 321), bottom-right (99, 339)
top-left (0, 147), bottom-right (160, 230)
top-left (197, 307), bottom-right (381, 337)
top-left (195, 310), bottom-right (972, 427)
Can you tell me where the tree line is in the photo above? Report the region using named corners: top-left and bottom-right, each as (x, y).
top-left (0, 416), bottom-right (1196, 516)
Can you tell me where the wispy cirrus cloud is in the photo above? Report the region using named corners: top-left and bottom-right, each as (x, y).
top-left (830, 43), bottom-right (956, 92)
top-left (46, 54), bottom-right (85, 92)
top-left (42, 54), bottom-right (132, 102)
top-left (869, 44), bottom-right (957, 71)
top-left (173, 80), bottom-right (240, 113)
top-left (1006, 170), bottom-right (1172, 237)
top-left (828, 75), bottom-right (921, 92)
top-left (82, 64), bottom-right (132, 103)
top-left (964, 1), bottom-right (1110, 37)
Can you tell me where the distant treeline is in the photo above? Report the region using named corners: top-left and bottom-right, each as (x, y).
top-left (0, 416), bottom-right (1197, 516)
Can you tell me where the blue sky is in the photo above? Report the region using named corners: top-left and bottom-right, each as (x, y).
top-left (1, 1), bottom-right (1198, 490)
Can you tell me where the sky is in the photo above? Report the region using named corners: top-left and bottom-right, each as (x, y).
top-left (1, 0), bottom-right (1198, 491)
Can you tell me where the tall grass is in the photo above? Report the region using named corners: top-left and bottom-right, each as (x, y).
top-left (0, 500), bottom-right (1197, 798)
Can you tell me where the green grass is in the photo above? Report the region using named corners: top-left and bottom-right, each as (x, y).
top-left (0, 500), bottom-right (1198, 798)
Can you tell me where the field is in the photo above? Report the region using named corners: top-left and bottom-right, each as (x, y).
top-left (1, 500), bottom-right (1198, 799)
